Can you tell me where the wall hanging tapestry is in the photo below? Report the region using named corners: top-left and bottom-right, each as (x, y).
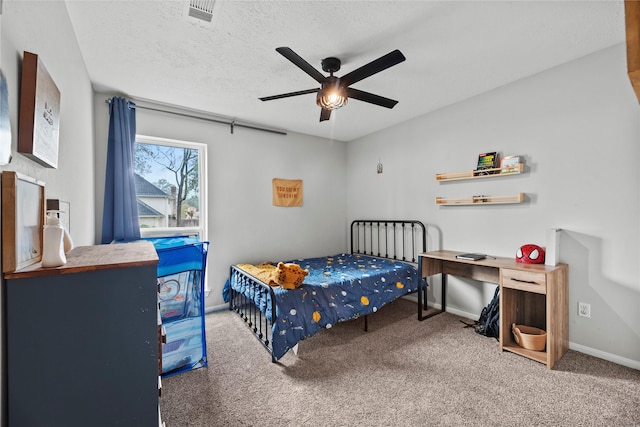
top-left (272, 178), bottom-right (303, 207)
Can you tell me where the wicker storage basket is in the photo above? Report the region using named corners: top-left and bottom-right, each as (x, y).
top-left (512, 323), bottom-right (546, 351)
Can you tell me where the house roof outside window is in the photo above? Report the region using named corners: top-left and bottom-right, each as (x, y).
top-left (134, 173), bottom-right (171, 197)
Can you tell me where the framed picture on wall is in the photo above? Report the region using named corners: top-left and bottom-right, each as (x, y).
top-left (2, 171), bottom-right (46, 272)
top-left (18, 51), bottom-right (61, 168)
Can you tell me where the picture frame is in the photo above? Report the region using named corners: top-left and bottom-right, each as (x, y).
top-left (18, 51), bottom-right (60, 168)
top-left (2, 171), bottom-right (46, 272)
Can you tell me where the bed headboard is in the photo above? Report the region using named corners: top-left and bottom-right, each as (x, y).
top-left (350, 220), bottom-right (426, 263)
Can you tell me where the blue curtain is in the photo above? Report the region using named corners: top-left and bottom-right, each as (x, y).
top-left (101, 97), bottom-right (140, 243)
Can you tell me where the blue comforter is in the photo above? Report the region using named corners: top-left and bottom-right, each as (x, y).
top-left (227, 253), bottom-right (421, 360)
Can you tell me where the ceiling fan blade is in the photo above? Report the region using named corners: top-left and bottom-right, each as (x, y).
top-left (259, 88), bottom-right (319, 102)
top-left (276, 47), bottom-right (326, 84)
top-left (340, 49), bottom-right (406, 87)
top-left (320, 108), bottom-right (332, 122)
top-left (346, 88), bottom-right (398, 109)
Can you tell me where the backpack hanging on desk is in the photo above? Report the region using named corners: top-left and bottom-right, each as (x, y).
top-left (461, 287), bottom-right (500, 340)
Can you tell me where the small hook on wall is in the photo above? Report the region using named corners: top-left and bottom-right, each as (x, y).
top-left (377, 159), bottom-right (383, 174)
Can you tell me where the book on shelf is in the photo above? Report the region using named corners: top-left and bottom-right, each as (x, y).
top-left (476, 152), bottom-right (499, 175)
top-left (455, 253), bottom-right (487, 261)
top-left (500, 155), bottom-right (521, 173)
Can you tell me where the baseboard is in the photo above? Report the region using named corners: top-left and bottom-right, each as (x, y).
top-left (402, 295), bottom-right (479, 321)
top-left (568, 342), bottom-right (640, 370)
top-left (442, 306), bottom-right (479, 322)
top-left (205, 303), bottom-right (229, 314)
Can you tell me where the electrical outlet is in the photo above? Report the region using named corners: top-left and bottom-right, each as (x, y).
top-left (578, 302), bottom-right (591, 318)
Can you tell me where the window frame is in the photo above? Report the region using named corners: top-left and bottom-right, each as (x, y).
top-left (134, 134), bottom-right (208, 243)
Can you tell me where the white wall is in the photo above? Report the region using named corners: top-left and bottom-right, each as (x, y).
top-left (93, 97), bottom-right (348, 309)
top-left (1, 2), bottom-right (95, 425)
top-left (347, 43), bottom-right (640, 368)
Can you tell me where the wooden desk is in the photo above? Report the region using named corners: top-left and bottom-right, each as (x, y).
top-left (419, 250), bottom-right (569, 369)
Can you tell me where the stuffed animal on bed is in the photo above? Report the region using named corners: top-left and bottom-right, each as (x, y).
top-left (270, 262), bottom-right (309, 290)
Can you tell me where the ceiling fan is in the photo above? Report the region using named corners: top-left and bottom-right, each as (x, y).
top-left (259, 47), bottom-right (406, 122)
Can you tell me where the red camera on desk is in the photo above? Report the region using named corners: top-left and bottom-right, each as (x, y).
top-left (516, 244), bottom-right (545, 264)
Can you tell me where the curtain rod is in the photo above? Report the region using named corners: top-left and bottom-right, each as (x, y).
top-left (104, 98), bottom-right (287, 136)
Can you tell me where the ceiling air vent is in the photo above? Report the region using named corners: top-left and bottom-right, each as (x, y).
top-left (188, 0), bottom-right (215, 22)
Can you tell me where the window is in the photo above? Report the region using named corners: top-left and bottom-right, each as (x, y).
top-left (134, 135), bottom-right (207, 241)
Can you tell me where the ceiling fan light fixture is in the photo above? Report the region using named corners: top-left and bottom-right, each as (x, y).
top-left (316, 79), bottom-right (348, 110)
top-left (316, 90), bottom-right (348, 110)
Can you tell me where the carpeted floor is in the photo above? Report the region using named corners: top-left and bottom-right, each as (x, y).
top-left (161, 299), bottom-right (640, 426)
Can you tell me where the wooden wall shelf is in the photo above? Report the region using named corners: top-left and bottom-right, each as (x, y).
top-left (436, 163), bottom-right (524, 182)
top-left (436, 193), bottom-right (524, 206)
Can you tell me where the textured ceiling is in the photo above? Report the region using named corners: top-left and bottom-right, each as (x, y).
top-left (65, 0), bottom-right (626, 142)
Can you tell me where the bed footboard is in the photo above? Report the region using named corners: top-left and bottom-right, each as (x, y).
top-left (228, 265), bottom-right (278, 362)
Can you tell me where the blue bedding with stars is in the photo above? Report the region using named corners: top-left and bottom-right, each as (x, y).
top-left (229, 253), bottom-right (421, 360)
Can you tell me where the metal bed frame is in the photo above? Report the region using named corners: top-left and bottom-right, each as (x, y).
top-left (228, 220), bottom-right (428, 362)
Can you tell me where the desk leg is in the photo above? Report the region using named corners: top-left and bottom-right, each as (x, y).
top-left (442, 273), bottom-right (447, 312)
top-left (418, 270), bottom-right (447, 321)
top-left (418, 278), bottom-right (427, 320)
